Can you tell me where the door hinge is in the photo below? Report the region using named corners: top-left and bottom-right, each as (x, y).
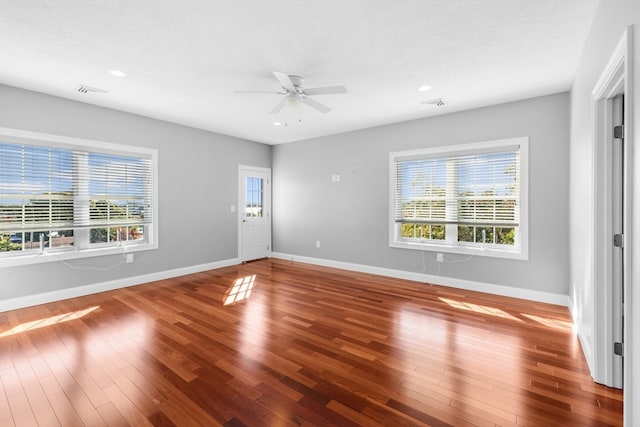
top-left (614, 342), bottom-right (624, 357)
top-left (613, 125), bottom-right (624, 139)
top-left (613, 233), bottom-right (624, 248)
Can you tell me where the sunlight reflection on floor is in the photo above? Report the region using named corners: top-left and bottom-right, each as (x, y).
top-left (520, 313), bottom-right (573, 331)
top-left (223, 274), bottom-right (256, 305)
top-left (438, 296), bottom-right (575, 333)
top-left (438, 297), bottom-right (523, 322)
top-left (0, 305), bottom-right (100, 337)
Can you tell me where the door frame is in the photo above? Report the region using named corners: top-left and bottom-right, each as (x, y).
top-left (591, 26), bottom-right (632, 390)
top-left (237, 165), bottom-right (272, 262)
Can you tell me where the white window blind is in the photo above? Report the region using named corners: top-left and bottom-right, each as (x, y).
top-left (0, 142), bottom-right (152, 233)
top-left (87, 152), bottom-right (152, 229)
top-left (389, 137), bottom-right (528, 259)
top-left (393, 147), bottom-right (520, 227)
top-left (0, 143), bottom-right (75, 232)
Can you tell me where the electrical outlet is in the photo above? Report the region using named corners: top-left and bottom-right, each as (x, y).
top-left (126, 253), bottom-right (134, 263)
top-left (436, 253), bottom-right (444, 263)
top-left (316, 240), bottom-right (321, 248)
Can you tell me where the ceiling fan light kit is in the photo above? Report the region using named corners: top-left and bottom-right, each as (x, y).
top-left (285, 95), bottom-right (301, 109)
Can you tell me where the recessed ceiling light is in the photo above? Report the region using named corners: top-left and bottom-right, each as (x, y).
top-left (273, 122), bottom-right (281, 126)
top-left (418, 85), bottom-right (432, 92)
top-left (108, 69), bottom-right (126, 78)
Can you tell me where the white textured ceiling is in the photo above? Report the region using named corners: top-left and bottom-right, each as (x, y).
top-left (0, 0), bottom-right (598, 144)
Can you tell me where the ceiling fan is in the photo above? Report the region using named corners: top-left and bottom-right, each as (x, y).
top-left (237, 71), bottom-right (347, 114)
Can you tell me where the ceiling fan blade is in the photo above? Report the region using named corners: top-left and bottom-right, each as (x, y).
top-left (269, 98), bottom-right (286, 114)
top-left (301, 97), bottom-right (331, 114)
top-left (273, 71), bottom-right (295, 91)
top-left (303, 85), bottom-right (347, 96)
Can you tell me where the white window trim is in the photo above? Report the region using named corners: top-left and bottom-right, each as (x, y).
top-left (389, 137), bottom-right (529, 260)
top-left (0, 127), bottom-right (158, 268)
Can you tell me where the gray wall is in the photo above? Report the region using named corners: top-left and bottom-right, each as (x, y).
top-left (273, 92), bottom-right (569, 295)
top-left (0, 84), bottom-right (271, 301)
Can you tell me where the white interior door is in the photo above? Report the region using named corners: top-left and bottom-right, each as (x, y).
top-left (238, 166), bottom-right (271, 262)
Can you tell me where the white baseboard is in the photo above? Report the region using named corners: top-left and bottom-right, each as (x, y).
top-left (0, 258), bottom-right (239, 312)
top-left (271, 252), bottom-right (571, 307)
top-left (577, 327), bottom-right (595, 378)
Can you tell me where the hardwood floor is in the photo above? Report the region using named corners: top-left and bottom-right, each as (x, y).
top-left (0, 258), bottom-right (623, 426)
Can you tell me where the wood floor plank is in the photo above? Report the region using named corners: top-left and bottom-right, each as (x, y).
top-left (15, 364), bottom-right (61, 427)
top-left (103, 383), bottom-right (154, 427)
top-left (38, 374), bottom-right (85, 426)
top-left (95, 401), bottom-right (129, 426)
top-left (0, 365), bottom-right (38, 427)
top-left (0, 367), bottom-right (15, 427)
top-left (0, 259), bottom-right (623, 426)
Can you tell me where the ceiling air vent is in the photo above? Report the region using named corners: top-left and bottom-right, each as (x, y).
top-left (77, 84), bottom-right (107, 95)
top-left (421, 98), bottom-right (445, 107)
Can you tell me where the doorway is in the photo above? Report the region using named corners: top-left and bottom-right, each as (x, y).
top-left (238, 165), bottom-right (272, 262)
top-left (591, 29), bottom-right (630, 390)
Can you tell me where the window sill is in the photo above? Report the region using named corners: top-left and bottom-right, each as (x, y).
top-left (0, 243), bottom-right (157, 268)
top-left (390, 240), bottom-right (528, 260)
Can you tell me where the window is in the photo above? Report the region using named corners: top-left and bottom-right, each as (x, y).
top-left (389, 137), bottom-right (528, 259)
top-left (245, 177), bottom-right (263, 218)
top-left (0, 128), bottom-right (157, 266)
